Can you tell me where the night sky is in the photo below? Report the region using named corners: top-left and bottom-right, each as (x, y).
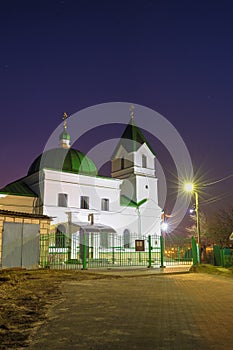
top-left (1, 0), bottom-right (233, 217)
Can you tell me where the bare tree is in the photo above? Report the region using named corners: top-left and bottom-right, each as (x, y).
top-left (208, 208), bottom-right (233, 246)
top-left (186, 211), bottom-right (209, 244)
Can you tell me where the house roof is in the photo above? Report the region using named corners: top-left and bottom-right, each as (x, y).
top-left (55, 221), bottom-right (116, 233)
top-left (0, 179), bottom-right (37, 197)
top-left (0, 209), bottom-right (50, 219)
top-left (120, 195), bottom-right (138, 208)
top-left (74, 222), bottom-right (116, 233)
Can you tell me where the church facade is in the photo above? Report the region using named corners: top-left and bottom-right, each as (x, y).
top-left (0, 112), bottom-right (162, 256)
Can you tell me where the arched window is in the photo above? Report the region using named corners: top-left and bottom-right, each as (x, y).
top-left (55, 224), bottom-right (66, 248)
top-left (123, 229), bottom-right (130, 248)
top-left (142, 154), bottom-right (147, 168)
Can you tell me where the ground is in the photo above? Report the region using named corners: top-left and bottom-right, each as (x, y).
top-left (0, 266), bottom-right (232, 350)
top-left (0, 269), bottom-right (109, 349)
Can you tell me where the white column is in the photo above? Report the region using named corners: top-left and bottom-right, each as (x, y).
top-left (93, 233), bottom-right (100, 259)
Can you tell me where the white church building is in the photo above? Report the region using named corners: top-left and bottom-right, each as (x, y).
top-left (0, 112), bottom-right (162, 259)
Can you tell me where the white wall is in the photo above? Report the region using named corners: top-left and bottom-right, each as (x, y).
top-left (134, 143), bottom-right (155, 171)
top-left (25, 167), bottom-right (162, 238)
top-left (42, 169), bottom-right (122, 212)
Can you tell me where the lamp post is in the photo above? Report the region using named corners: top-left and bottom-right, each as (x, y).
top-left (184, 183), bottom-right (201, 263)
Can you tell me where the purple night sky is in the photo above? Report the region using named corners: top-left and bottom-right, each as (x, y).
top-left (1, 0), bottom-right (233, 219)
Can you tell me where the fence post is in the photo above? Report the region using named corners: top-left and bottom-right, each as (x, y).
top-left (148, 235), bottom-right (152, 268)
top-left (112, 246), bottom-right (115, 264)
top-left (220, 249), bottom-right (224, 267)
top-left (191, 236), bottom-right (198, 266)
top-left (160, 235), bottom-right (164, 267)
top-left (82, 232), bottom-right (87, 270)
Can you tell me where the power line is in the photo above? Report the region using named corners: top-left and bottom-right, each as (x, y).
top-left (203, 173), bottom-right (233, 187)
top-left (201, 192), bottom-right (233, 206)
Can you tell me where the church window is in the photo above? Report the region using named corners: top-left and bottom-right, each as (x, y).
top-left (55, 225), bottom-right (66, 248)
top-left (142, 154), bottom-right (147, 168)
top-left (80, 196), bottom-right (89, 209)
top-left (58, 193), bottom-right (68, 207)
top-left (101, 198), bottom-right (109, 211)
top-left (123, 229), bottom-right (130, 248)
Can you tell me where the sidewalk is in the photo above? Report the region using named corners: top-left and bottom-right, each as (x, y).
top-left (28, 271), bottom-right (233, 350)
top-left (87, 264), bottom-right (192, 277)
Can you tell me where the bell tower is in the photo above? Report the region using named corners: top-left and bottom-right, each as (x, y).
top-left (111, 106), bottom-right (158, 204)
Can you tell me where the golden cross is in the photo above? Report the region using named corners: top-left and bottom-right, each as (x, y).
top-left (63, 112), bottom-right (68, 129)
top-left (130, 104), bottom-right (135, 120)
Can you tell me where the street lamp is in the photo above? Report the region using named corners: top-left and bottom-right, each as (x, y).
top-left (161, 222), bottom-right (168, 232)
top-left (184, 182), bottom-right (201, 262)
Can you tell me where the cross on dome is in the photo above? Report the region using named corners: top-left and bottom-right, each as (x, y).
top-left (129, 104), bottom-right (135, 120)
top-left (63, 112), bottom-right (68, 129)
top-left (59, 112), bottom-right (71, 149)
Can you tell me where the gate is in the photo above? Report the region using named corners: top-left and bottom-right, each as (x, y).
top-left (86, 234), bottom-right (162, 268)
top-left (213, 246), bottom-right (233, 267)
top-left (2, 222), bottom-right (40, 269)
top-left (162, 235), bottom-right (194, 267)
top-left (40, 232), bottom-right (193, 270)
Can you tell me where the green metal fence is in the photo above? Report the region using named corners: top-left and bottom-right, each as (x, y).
top-left (213, 245), bottom-right (233, 267)
top-left (162, 235), bottom-right (195, 267)
top-left (40, 232), bottom-right (193, 270)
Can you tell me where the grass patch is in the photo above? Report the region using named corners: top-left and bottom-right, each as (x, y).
top-left (194, 264), bottom-right (233, 277)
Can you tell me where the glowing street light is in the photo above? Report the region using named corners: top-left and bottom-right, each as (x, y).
top-left (184, 182), bottom-right (194, 193)
top-left (161, 222), bottom-right (168, 232)
top-left (184, 182), bottom-right (201, 262)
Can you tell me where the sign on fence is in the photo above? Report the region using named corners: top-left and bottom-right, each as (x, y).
top-left (135, 240), bottom-right (145, 251)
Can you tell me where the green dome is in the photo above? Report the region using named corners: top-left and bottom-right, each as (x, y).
top-left (59, 130), bottom-right (71, 141)
top-left (28, 148), bottom-right (98, 176)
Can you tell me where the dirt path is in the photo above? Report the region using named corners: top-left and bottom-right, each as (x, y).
top-left (0, 270), bottom-right (109, 349)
